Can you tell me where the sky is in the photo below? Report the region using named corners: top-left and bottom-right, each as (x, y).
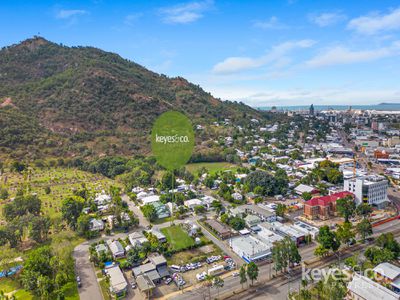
top-left (2, 0), bottom-right (400, 107)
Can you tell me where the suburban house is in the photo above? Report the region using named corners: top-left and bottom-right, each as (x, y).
top-left (232, 192), bottom-right (243, 201)
top-left (95, 244), bottom-right (109, 256)
top-left (107, 266), bottom-right (128, 298)
top-left (229, 207), bottom-right (246, 219)
top-left (244, 214), bottom-right (261, 228)
top-left (128, 232), bottom-right (148, 248)
top-left (108, 240), bottom-right (125, 259)
top-left (147, 229), bottom-right (167, 243)
top-left (303, 191), bottom-right (354, 220)
top-left (89, 219), bottom-right (104, 231)
top-left (151, 201), bottom-right (170, 219)
top-left (94, 193), bottom-right (111, 206)
top-left (184, 199), bottom-right (203, 211)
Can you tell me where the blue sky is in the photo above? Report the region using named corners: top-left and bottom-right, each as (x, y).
top-left (2, 0), bottom-right (400, 106)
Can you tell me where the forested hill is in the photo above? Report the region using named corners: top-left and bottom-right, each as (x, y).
top-left (0, 37), bottom-right (262, 159)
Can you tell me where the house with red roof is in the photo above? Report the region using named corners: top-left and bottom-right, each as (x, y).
top-left (303, 191), bottom-right (354, 220)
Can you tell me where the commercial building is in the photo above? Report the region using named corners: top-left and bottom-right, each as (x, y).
top-left (373, 262), bottom-right (400, 293)
top-left (347, 273), bottom-right (400, 300)
top-left (136, 274), bottom-right (156, 298)
top-left (242, 204), bottom-right (276, 223)
top-left (294, 184), bottom-right (318, 196)
top-left (344, 175), bottom-right (388, 208)
top-left (107, 266), bottom-right (128, 297)
top-left (229, 235), bottom-right (271, 263)
top-left (204, 219), bottom-right (232, 239)
top-left (303, 191), bottom-right (354, 220)
top-left (292, 221), bottom-right (319, 239)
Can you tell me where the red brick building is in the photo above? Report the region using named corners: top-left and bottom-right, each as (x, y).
top-left (303, 191), bottom-right (354, 220)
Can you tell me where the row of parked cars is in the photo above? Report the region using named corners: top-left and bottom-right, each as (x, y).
top-left (206, 255), bottom-right (222, 264)
top-left (170, 261), bottom-right (202, 273)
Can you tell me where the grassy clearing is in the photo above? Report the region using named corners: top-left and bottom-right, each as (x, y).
top-left (13, 289), bottom-right (35, 299)
top-left (99, 278), bottom-right (112, 300)
top-left (161, 225), bottom-right (195, 251)
top-left (166, 245), bottom-right (223, 265)
top-left (0, 278), bottom-right (35, 299)
top-left (0, 167), bottom-right (119, 219)
top-left (186, 162), bottom-right (237, 175)
top-left (0, 277), bottom-right (19, 293)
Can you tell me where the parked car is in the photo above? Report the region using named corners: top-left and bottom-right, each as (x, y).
top-left (165, 278), bottom-right (173, 285)
top-left (232, 272), bottom-right (239, 277)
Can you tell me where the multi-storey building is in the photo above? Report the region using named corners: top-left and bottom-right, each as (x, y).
top-left (344, 175), bottom-right (388, 208)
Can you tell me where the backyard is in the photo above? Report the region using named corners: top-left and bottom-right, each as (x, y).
top-left (161, 225), bottom-right (195, 251)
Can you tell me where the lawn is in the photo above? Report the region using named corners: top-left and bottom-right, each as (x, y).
top-left (186, 162), bottom-right (238, 175)
top-left (0, 167), bottom-right (119, 219)
top-left (0, 277), bottom-right (19, 293)
top-left (13, 289), bottom-right (35, 300)
top-left (0, 278), bottom-right (36, 299)
top-left (160, 225), bottom-right (195, 251)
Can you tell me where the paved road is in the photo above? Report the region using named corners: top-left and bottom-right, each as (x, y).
top-left (74, 242), bottom-right (103, 300)
top-left (170, 218), bottom-right (400, 300)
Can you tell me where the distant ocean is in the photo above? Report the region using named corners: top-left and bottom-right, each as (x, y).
top-left (257, 103), bottom-right (400, 111)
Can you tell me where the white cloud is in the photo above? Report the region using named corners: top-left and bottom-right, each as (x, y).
top-left (348, 7), bottom-right (400, 35)
top-left (159, 0), bottom-right (213, 24)
top-left (56, 9), bottom-right (87, 19)
top-left (306, 42), bottom-right (400, 67)
top-left (253, 16), bottom-right (288, 30)
top-left (207, 86), bottom-right (400, 106)
top-left (309, 12), bottom-right (346, 27)
top-left (124, 13), bottom-right (142, 26)
top-left (212, 40), bottom-right (315, 74)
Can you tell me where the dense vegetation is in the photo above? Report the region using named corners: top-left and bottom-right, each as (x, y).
top-left (0, 36), bottom-right (263, 159)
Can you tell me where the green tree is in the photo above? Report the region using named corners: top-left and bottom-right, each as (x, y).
top-left (336, 196), bottom-right (355, 222)
top-left (229, 217), bottom-right (245, 231)
top-left (356, 218), bottom-right (373, 242)
top-left (141, 204), bottom-right (157, 222)
top-left (61, 196), bottom-right (84, 230)
top-left (301, 192), bottom-right (312, 201)
top-left (356, 203), bottom-right (372, 218)
top-left (316, 226), bottom-right (340, 254)
top-left (246, 262), bottom-right (259, 286)
top-left (194, 205), bottom-right (206, 214)
top-left (0, 188), bottom-right (9, 200)
top-left (76, 214), bottom-right (92, 238)
top-left (239, 265), bottom-right (247, 288)
top-left (161, 171), bottom-right (176, 190)
top-left (336, 221), bottom-right (355, 246)
top-left (275, 204), bottom-right (287, 218)
top-left (29, 216), bottom-right (51, 243)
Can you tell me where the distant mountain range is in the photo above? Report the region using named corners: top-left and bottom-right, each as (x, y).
top-left (0, 37), bottom-right (263, 159)
top-left (378, 103), bottom-right (400, 105)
